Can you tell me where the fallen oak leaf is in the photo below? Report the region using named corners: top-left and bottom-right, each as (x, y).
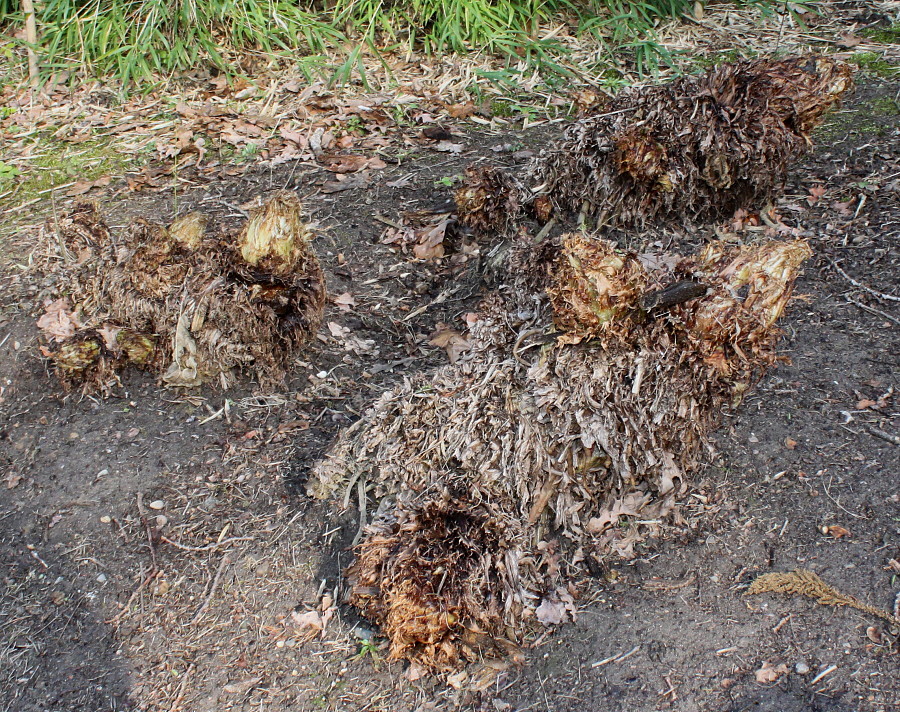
top-left (412, 218), bottom-right (449, 260)
top-left (332, 292), bottom-right (356, 312)
top-left (535, 597), bottom-right (568, 626)
top-left (291, 609), bottom-right (324, 642)
top-left (37, 299), bottom-right (82, 341)
top-left (429, 325), bottom-right (470, 363)
top-left (807, 185), bottom-right (827, 206)
top-left (66, 175), bottom-right (111, 197)
top-left (5, 472), bottom-right (23, 489)
top-left (223, 676), bottom-right (262, 695)
top-left (821, 524), bottom-right (851, 539)
top-left (445, 101), bottom-right (476, 119)
top-left (434, 140), bottom-right (464, 154)
top-left (755, 661), bottom-right (788, 684)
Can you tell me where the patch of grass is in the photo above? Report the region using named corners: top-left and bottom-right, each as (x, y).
top-left (0, 137), bottom-right (137, 202)
top-left (860, 24), bottom-right (900, 45)
top-left (1, 0), bottom-right (776, 87)
top-left (15, 0), bottom-right (342, 85)
top-left (848, 52), bottom-right (899, 78)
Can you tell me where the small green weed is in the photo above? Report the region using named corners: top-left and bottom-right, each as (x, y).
top-left (356, 638), bottom-right (381, 667)
top-left (0, 161), bottom-right (21, 181)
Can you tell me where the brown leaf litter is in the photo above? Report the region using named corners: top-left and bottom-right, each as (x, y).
top-left (310, 234), bottom-right (812, 675)
top-left (38, 192), bottom-right (325, 392)
top-left (456, 56), bottom-right (854, 233)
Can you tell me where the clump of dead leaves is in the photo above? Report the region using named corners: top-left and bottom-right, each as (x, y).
top-left (38, 192), bottom-right (325, 392)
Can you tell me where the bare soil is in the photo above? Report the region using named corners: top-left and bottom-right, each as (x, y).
top-left (1, 76), bottom-right (898, 712)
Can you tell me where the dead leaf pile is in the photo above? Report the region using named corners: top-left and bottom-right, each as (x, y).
top-left (40, 193), bottom-right (325, 392)
top-left (311, 236), bottom-right (810, 674)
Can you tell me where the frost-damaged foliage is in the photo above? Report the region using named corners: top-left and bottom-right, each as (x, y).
top-left (40, 192), bottom-right (325, 392)
top-left (456, 56), bottom-right (854, 233)
top-left (311, 235), bottom-right (811, 675)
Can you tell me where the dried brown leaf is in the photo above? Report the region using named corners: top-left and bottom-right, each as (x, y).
top-left (37, 299), bottom-right (82, 341)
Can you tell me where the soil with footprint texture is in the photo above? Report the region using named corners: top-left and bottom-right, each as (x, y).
top-left (0, 74), bottom-right (898, 712)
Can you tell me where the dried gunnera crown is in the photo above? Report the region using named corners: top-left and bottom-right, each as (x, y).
top-left (455, 56), bottom-right (854, 233)
top-left (40, 191), bottom-right (326, 392)
top-left (311, 234), bottom-right (812, 678)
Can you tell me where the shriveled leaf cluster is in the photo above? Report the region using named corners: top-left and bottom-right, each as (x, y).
top-left (40, 192), bottom-right (325, 392)
top-left (457, 57), bottom-right (853, 232)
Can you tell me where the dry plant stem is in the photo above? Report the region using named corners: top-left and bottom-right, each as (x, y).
top-left (844, 297), bottom-right (900, 327)
top-left (189, 552), bottom-right (232, 625)
top-left (22, 0), bottom-right (39, 84)
top-left (832, 261), bottom-right (900, 302)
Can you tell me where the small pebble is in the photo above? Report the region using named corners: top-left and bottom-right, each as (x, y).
top-left (316, 370), bottom-right (328, 379)
top-left (351, 625), bottom-right (375, 641)
top-left (96, 573), bottom-right (107, 583)
top-left (795, 662), bottom-right (810, 675)
top-left (155, 515), bottom-right (168, 527)
top-left (148, 500), bottom-right (165, 510)
top-left (100, 515), bottom-right (112, 524)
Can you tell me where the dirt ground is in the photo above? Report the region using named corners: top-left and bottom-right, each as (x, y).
top-left (1, 73), bottom-right (898, 712)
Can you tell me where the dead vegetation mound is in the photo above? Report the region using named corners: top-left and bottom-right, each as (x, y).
top-left (39, 192), bottom-right (326, 392)
top-left (311, 236), bottom-right (811, 674)
top-left (457, 56), bottom-right (853, 233)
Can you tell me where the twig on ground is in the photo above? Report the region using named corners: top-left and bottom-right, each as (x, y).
top-left (136, 493), bottom-right (158, 569)
top-left (160, 535), bottom-right (255, 552)
top-left (591, 645), bottom-right (641, 668)
top-left (865, 425), bottom-right (900, 447)
top-left (188, 552), bottom-right (232, 625)
top-left (833, 261), bottom-right (900, 302)
top-left (845, 297), bottom-right (900, 327)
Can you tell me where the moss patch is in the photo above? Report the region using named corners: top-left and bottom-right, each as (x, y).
top-left (860, 24), bottom-right (900, 45)
top-left (0, 136), bottom-right (139, 204)
top-left (848, 52), bottom-right (899, 78)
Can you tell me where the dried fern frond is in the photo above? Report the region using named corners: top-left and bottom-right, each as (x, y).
top-left (747, 569), bottom-right (899, 626)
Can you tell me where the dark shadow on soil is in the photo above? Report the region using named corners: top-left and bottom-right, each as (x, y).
top-left (0, 525), bottom-right (134, 712)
